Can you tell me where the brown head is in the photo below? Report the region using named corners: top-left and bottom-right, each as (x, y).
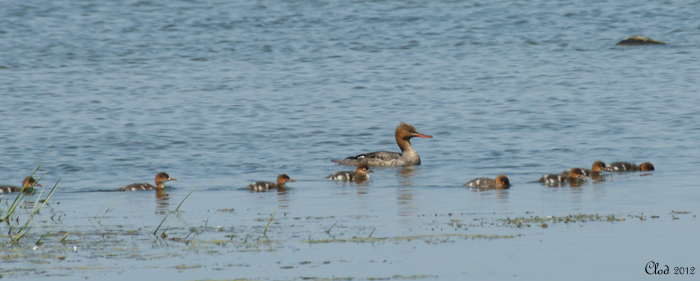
top-left (22, 176), bottom-right (42, 189)
top-left (155, 172), bottom-right (177, 189)
top-left (276, 174), bottom-right (296, 188)
top-left (591, 161), bottom-right (606, 172)
top-left (639, 162), bottom-right (655, 171)
top-left (355, 163), bottom-right (374, 175)
top-left (568, 168), bottom-right (588, 179)
top-left (395, 122), bottom-right (433, 142)
top-left (495, 175), bottom-right (510, 189)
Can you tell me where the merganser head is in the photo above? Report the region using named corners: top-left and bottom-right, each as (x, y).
top-left (395, 122), bottom-right (433, 141)
top-left (495, 175), bottom-right (510, 189)
top-left (591, 161), bottom-right (606, 172)
top-left (568, 168), bottom-right (588, 179)
top-left (356, 163), bottom-right (374, 175)
top-left (155, 172), bottom-right (177, 188)
top-left (639, 162), bottom-right (655, 171)
top-left (22, 176), bottom-right (42, 188)
top-left (276, 174), bottom-right (296, 187)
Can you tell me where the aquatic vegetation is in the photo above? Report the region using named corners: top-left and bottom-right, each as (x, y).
top-left (501, 213), bottom-right (624, 228)
top-left (1, 158), bottom-right (47, 224)
top-left (263, 203), bottom-right (281, 238)
top-left (0, 192), bottom-right (691, 280)
top-left (304, 233), bottom-right (519, 244)
top-left (1, 157), bottom-right (62, 245)
top-left (98, 191), bottom-right (122, 224)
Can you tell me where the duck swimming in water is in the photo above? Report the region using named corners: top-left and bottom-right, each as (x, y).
top-left (119, 172), bottom-right (178, 191)
top-left (331, 122), bottom-right (433, 167)
top-left (326, 163), bottom-right (374, 182)
top-left (562, 161), bottom-right (607, 180)
top-left (465, 175), bottom-right (510, 190)
top-left (0, 176), bottom-right (42, 193)
top-left (606, 161), bottom-right (655, 172)
top-left (539, 168), bottom-right (588, 185)
top-left (247, 174), bottom-right (296, 191)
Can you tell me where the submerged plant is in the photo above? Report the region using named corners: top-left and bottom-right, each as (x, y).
top-left (1, 154), bottom-right (49, 224)
top-left (12, 179), bottom-right (62, 243)
top-left (263, 203), bottom-right (282, 238)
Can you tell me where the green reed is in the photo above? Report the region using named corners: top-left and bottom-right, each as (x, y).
top-left (263, 203), bottom-right (282, 238)
top-left (98, 191), bottom-right (122, 224)
top-left (12, 178), bottom-right (61, 243)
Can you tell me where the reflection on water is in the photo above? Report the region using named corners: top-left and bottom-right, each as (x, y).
top-left (356, 187), bottom-right (369, 195)
top-left (397, 187), bottom-right (417, 218)
top-left (155, 190), bottom-right (170, 214)
top-left (396, 166), bottom-right (416, 179)
top-left (397, 166), bottom-right (417, 186)
top-left (494, 189), bottom-right (509, 203)
top-left (471, 188), bottom-right (511, 203)
top-left (569, 180), bottom-right (584, 188)
top-left (276, 189), bottom-right (291, 208)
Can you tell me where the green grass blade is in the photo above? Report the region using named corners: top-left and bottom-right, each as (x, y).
top-left (174, 188), bottom-right (196, 213)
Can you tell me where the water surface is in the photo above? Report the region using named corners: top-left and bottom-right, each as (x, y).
top-left (1, 0), bottom-right (699, 280)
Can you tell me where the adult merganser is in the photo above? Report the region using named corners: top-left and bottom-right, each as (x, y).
top-left (539, 168), bottom-right (588, 184)
top-left (326, 163), bottom-right (374, 182)
top-left (465, 175), bottom-right (510, 189)
top-left (331, 122), bottom-right (433, 167)
top-left (247, 174), bottom-right (296, 191)
top-left (119, 172), bottom-right (178, 191)
top-left (0, 176), bottom-right (42, 193)
top-left (561, 161), bottom-right (607, 180)
top-left (606, 161), bottom-right (655, 172)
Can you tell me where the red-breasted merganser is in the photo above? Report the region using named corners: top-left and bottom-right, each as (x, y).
top-left (0, 176), bottom-right (42, 193)
top-left (561, 161), bottom-right (607, 180)
top-left (465, 175), bottom-right (510, 189)
top-left (119, 172), bottom-right (178, 191)
top-left (539, 168), bottom-right (588, 184)
top-left (606, 161), bottom-right (655, 171)
top-left (326, 163), bottom-right (374, 182)
top-left (247, 174), bottom-right (296, 191)
top-left (331, 122), bottom-right (433, 167)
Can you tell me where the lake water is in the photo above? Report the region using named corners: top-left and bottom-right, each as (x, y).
top-left (1, 0), bottom-right (699, 280)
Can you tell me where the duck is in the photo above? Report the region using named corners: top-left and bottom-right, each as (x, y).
top-left (331, 122), bottom-right (433, 167)
top-left (561, 161), bottom-right (607, 180)
top-left (0, 176), bottom-right (42, 193)
top-left (606, 161), bottom-right (655, 172)
top-left (539, 168), bottom-right (588, 184)
top-left (639, 162), bottom-right (655, 171)
top-left (119, 172), bottom-right (178, 191)
top-left (465, 175), bottom-right (510, 189)
top-left (326, 163), bottom-right (374, 182)
top-left (247, 174), bottom-right (296, 191)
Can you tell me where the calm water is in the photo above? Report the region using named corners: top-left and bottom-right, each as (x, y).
top-left (2, 0), bottom-right (700, 280)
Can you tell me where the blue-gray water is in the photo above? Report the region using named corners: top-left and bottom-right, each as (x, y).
top-left (2, 0), bottom-right (699, 280)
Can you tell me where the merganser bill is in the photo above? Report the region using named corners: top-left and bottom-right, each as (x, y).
top-left (119, 172), bottom-right (178, 191)
top-left (0, 176), bottom-right (42, 193)
top-left (247, 174), bottom-right (296, 191)
top-left (465, 175), bottom-right (510, 189)
top-left (606, 161), bottom-right (655, 172)
top-left (539, 168), bottom-right (588, 184)
top-left (326, 163), bottom-right (374, 182)
top-left (331, 122), bottom-right (433, 167)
